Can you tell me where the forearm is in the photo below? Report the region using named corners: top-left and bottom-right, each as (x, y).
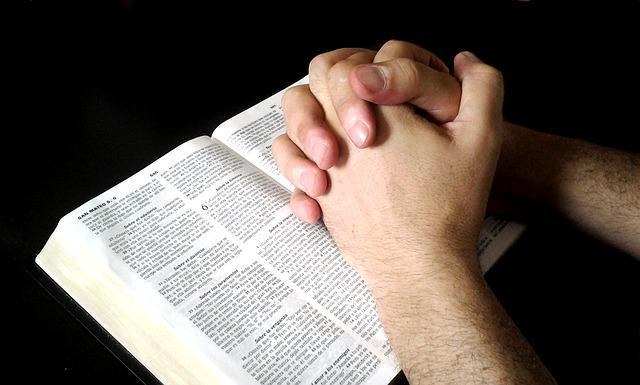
top-left (495, 122), bottom-right (640, 257)
top-left (361, 255), bottom-right (555, 385)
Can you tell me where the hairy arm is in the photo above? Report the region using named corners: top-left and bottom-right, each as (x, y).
top-left (497, 122), bottom-right (640, 257)
top-left (363, 252), bottom-right (554, 385)
top-left (276, 39), bottom-right (635, 384)
top-left (276, 44), bottom-right (556, 384)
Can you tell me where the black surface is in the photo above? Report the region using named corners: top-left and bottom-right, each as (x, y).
top-left (5, 1), bottom-right (640, 384)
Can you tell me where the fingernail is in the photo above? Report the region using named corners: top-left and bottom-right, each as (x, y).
top-left (310, 141), bottom-right (329, 168)
top-left (348, 119), bottom-right (369, 147)
top-left (355, 65), bottom-right (386, 93)
top-left (297, 169), bottom-right (317, 193)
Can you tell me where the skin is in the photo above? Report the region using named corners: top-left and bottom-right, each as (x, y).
top-left (495, 122), bottom-right (640, 257)
top-left (277, 40), bottom-right (640, 258)
top-left (273, 41), bottom-right (557, 384)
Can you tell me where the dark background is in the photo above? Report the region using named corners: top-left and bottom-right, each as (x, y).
top-left (4, 1), bottom-right (640, 383)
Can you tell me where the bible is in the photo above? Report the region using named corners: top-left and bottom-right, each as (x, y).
top-left (36, 77), bottom-right (525, 385)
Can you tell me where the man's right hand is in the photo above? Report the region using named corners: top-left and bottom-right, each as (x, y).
top-left (275, 41), bottom-right (462, 223)
top-left (274, 40), bottom-right (506, 280)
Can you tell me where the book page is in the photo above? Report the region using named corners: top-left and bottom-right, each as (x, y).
top-left (38, 135), bottom-right (398, 385)
top-left (212, 77), bottom-right (307, 191)
top-left (212, 76), bottom-right (525, 271)
top-left (38, 79), bottom-right (524, 385)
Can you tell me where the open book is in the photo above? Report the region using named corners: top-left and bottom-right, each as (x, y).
top-left (36, 77), bottom-right (525, 385)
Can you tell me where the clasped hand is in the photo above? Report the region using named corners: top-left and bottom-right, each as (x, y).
top-left (272, 41), bottom-right (504, 283)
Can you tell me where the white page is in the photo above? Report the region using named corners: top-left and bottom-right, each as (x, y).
top-left (212, 77), bottom-right (308, 192)
top-left (38, 135), bottom-right (399, 385)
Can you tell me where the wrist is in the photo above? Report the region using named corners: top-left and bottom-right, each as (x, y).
top-left (494, 121), bottom-right (561, 204)
top-left (355, 246), bottom-right (483, 303)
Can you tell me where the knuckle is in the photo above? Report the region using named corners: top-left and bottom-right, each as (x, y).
top-left (394, 58), bottom-right (421, 86)
top-left (272, 140), bottom-right (288, 169)
top-left (281, 87), bottom-right (294, 110)
top-left (472, 63), bottom-right (503, 84)
top-left (326, 63), bottom-right (352, 112)
top-left (327, 60), bottom-right (350, 85)
top-left (309, 52), bottom-right (333, 77)
top-left (283, 156), bottom-right (302, 180)
top-left (380, 39), bottom-right (408, 52)
top-left (281, 85), bottom-right (305, 110)
top-left (292, 120), bottom-right (308, 143)
top-left (285, 117), bottom-right (296, 138)
top-left (285, 118), bottom-right (311, 148)
top-left (309, 56), bottom-right (335, 100)
top-left (308, 78), bottom-right (322, 101)
top-left (272, 134), bottom-right (287, 154)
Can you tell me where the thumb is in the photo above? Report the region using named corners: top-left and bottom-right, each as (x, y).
top-left (349, 58), bottom-right (461, 124)
top-left (452, 51), bottom-right (504, 143)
